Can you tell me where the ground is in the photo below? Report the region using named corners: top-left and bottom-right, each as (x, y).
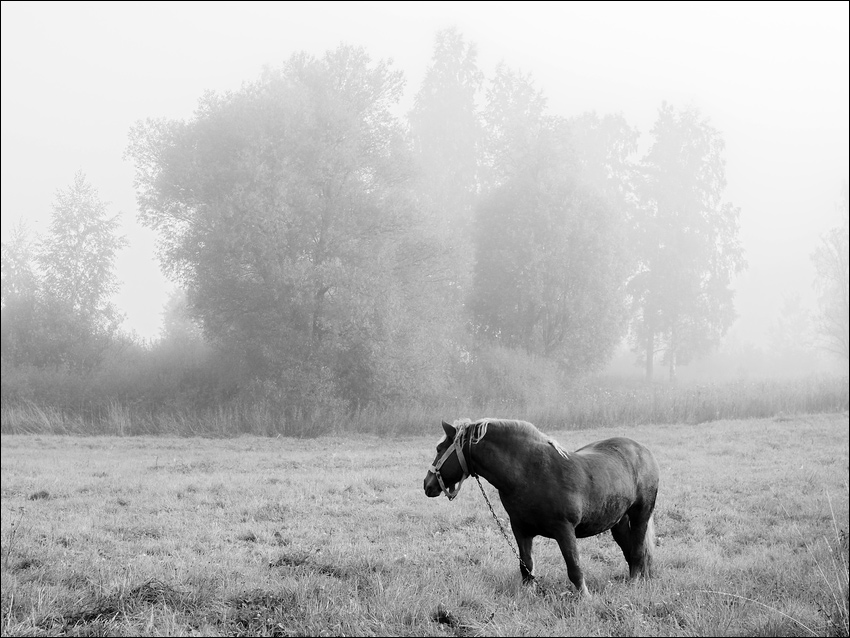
top-left (1, 413), bottom-right (848, 636)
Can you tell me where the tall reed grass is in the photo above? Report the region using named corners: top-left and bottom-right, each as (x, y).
top-left (2, 375), bottom-right (846, 437)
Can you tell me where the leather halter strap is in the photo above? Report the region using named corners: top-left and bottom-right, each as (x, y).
top-left (427, 421), bottom-right (487, 500)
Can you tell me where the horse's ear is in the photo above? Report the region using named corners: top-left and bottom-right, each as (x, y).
top-left (441, 420), bottom-right (456, 439)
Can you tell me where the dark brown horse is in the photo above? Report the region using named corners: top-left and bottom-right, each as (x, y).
top-left (423, 418), bottom-right (659, 595)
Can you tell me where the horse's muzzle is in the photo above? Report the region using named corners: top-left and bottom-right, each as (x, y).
top-left (423, 472), bottom-right (444, 498)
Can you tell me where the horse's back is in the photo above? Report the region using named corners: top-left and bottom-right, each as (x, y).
top-left (576, 437), bottom-right (656, 467)
top-left (574, 437), bottom-right (659, 498)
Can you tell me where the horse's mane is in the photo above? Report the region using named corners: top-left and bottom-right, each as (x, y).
top-left (453, 418), bottom-right (569, 458)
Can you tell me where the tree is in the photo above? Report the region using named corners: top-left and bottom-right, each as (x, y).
top-left (1, 221), bottom-right (39, 366)
top-left (811, 183), bottom-right (849, 360)
top-left (127, 45), bottom-right (454, 419)
top-left (408, 28), bottom-right (483, 315)
top-left (160, 287), bottom-right (203, 345)
top-left (1, 174), bottom-right (125, 370)
top-left (409, 27), bottom-right (483, 236)
top-left (39, 172), bottom-right (125, 330)
top-left (568, 111), bottom-right (640, 230)
top-left (37, 172), bottom-right (126, 369)
top-left (471, 68), bottom-right (629, 374)
top-left (630, 104), bottom-right (745, 381)
top-left (481, 63), bottom-right (548, 189)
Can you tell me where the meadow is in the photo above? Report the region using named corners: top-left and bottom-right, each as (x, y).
top-left (1, 413), bottom-right (848, 636)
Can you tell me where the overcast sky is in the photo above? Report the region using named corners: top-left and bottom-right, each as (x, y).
top-left (2, 1), bottom-right (848, 346)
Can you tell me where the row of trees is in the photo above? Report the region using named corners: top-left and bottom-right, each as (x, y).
top-left (1, 172), bottom-right (126, 372)
top-left (121, 31), bottom-right (746, 414)
top-left (9, 31), bottom-right (842, 424)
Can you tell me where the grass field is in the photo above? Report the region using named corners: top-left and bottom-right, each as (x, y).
top-left (2, 413), bottom-right (848, 636)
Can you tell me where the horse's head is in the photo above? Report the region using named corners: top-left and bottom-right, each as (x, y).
top-left (423, 420), bottom-right (469, 499)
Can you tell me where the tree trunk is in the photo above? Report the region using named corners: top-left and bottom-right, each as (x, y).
top-left (668, 322), bottom-right (677, 382)
top-left (310, 285), bottom-right (329, 347)
top-left (668, 348), bottom-right (677, 382)
top-left (645, 329), bottom-right (654, 382)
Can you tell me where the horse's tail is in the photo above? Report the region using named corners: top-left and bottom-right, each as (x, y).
top-left (640, 514), bottom-right (656, 578)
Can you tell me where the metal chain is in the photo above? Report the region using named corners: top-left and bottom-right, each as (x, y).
top-left (474, 475), bottom-right (531, 575)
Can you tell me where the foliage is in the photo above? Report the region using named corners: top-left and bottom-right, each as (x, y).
top-left (39, 171), bottom-right (125, 332)
top-left (1, 173), bottom-right (125, 371)
top-left (0, 222), bottom-right (39, 367)
top-left (472, 176), bottom-right (627, 372)
top-left (408, 28), bottom-right (483, 317)
top-left (568, 111), bottom-right (641, 275)
top-left (4, 346), bottom-right (846, 436)
top-left (481, 63), bottom-right (548, 189)
top-left (568, 111), bottom-right (640, 215)
top-left (472, 69), bottom-right (630, 373)
top-left (452, 343), bottom-right (565, 411)
top-left (127, 45), bottom-right (456, 417)
top-left (409, 27), bottom-right (483, 234)
top-left (629, 103), bottom-right (746, 381)
top-left (811, 183), bottom-right (849, 360)
top-left (159, 287), bottom-right (204, 344)
top-left (0, 221), bottom-right (38, 304)
top-left (2, 34), bottom-right (762, 431)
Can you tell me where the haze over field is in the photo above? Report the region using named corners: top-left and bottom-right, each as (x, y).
top-left (1, 1), bottom-right (848, 373)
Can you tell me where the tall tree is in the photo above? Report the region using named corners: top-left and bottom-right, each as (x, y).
top-left (472, 69), bottom-right (628, 373)
top-left (1, 174), bottom-right (125, 370)
top-left (481, 63), bottom-right (547, 189)
top-left (408, 28), bottom-right (483, 319)
top-left (630, 104), bottom-right (745, 381)
top-left (127, 45), bottom-right (454, 419)
top-left (811, 183), bottom-right (849, 360)
top-left (409, 27), bottom-right (482, 236)
top-left (39, 171), bottom-right (126, 335)
top-left (1, 221), bottom-right (39, 366)
top-left (568, 111), bottom-right (640, 227)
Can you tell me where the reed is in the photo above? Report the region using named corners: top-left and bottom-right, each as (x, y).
top-left (3, 375), bottom-right (846, 437)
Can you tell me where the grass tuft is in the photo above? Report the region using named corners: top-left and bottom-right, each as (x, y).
top-left (432, 603), bottom-right (461, 628)
top-left (696, 590), bottom-right (819, 637)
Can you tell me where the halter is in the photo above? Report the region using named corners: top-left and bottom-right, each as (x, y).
top-left (427, 420), bottom-right (488, 500)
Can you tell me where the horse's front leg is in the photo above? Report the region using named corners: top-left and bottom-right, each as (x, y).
top-left (509, 521), bottom-right (535, 583)
top-left (554, 523), bottom-right (591, 596)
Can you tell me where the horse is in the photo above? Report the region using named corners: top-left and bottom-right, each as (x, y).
top-left (423, 418), bottom-right (659, 595)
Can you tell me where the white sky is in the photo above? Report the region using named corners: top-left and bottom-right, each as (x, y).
top-left (2, 1), bottom-right (848, 345)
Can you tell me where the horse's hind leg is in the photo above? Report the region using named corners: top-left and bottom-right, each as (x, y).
top-left (626, 506), bottom-right (655, 579)
top-left (611, 515), bottom-right (633, 568)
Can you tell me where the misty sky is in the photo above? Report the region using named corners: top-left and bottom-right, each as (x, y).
top-left (1, 1), bottom-right (848, 347)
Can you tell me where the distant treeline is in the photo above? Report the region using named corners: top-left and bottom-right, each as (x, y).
top-left (2, 31), bottom-right (847, 434)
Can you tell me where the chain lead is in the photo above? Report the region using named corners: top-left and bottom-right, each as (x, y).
top-left (474, 475), bottom-right (531, 575)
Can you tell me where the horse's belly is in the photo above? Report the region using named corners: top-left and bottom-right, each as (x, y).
top-left (574, 519), bottom-right (619, 538)
top-left (574, 495), bottom-right (634, 537)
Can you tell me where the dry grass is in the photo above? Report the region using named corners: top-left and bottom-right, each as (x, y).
top-left (2, 375), bottom-right (847, 437)
top-left (1, 413), bottom-right (848, 636)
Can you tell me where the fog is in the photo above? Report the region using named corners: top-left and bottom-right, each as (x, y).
top-left (2, 1), bottom-right (848, 379)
